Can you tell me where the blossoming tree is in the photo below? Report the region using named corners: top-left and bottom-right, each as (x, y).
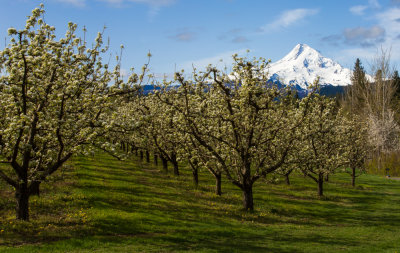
top-left (0, 6), bottom-right (131, 220)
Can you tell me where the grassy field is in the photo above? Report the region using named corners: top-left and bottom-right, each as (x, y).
top-left (1, 153), bottom-right (400, 252)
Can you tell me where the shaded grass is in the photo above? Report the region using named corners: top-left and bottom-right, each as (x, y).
top-left (1, 153), bottom-right (400, 252)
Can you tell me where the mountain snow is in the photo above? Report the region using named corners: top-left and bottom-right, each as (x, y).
top-left (267, 44), bottom-right (352, 89)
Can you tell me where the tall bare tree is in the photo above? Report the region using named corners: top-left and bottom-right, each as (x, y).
top-left (365, 49), bottom-right (399, 170)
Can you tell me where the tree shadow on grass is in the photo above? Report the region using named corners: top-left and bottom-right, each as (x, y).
top-left (70, 213), bottom-right (363, 253)
top-left (5, 153), bottom-right (398, 251)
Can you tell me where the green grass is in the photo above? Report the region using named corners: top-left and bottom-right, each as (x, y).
top-left (1, 153), bottom-right (400, 252)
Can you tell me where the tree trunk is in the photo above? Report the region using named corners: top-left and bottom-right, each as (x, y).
top-left (161, 156), bottom-right (168, 173)
top-left (139, 150), bottom-right (143, 161)
top-left (145, 150), bottom-right (150, 163)
top-left (189, 159), bottom-right (199, 188)
top-left (171, 153), bottom-right (179, 176)
top-left (318, 173), bottom-right (324, 197)
top-left (325, 174), bottom-right (329, 182)
top-left (215, 173), bottom-right (222, 196)
top-left (352, 167), bottom-right (356, 187)
top-left (15, 183), bottom-right (30, 221)
top-left (285, 173), bottom-right (290, 185)
top-left (242, 184), bottom-right (254, 211)
top-left (192, 167), bottom-right (199, 188)
top-left (172, 161), bottom-right (179, 176)
top-left (154, 154), bottom-right (158, 166)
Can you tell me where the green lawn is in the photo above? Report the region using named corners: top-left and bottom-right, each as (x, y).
top-left (1, 153), bottom-right (400, 252)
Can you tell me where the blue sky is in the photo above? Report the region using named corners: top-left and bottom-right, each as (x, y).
top-left (1, 0), bottom-right (400, 77)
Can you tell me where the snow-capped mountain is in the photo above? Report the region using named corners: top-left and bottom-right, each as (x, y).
top-left (268, 44), bottom-right (352, 90)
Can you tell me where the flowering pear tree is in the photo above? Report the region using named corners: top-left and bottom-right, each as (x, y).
top-left (0, 6), bottom-right (130, 220)
top-left (146, 92), bottom-right (183, 175)
top-left (340, 115), bottom-right (369, 186)
top-left (276, 154), bottom-right (299, 185)
top-left (104, 99), bottom-right (140, 159)
top-left (155, 81), bottom-right (224, 194)
top-left (116, 89), bottom-right (183, 175)
top-left (106, 61), bottom-right (153, 160)
top-left (164, 56), bottom-right (312, 210)
top-left (296, 95), bottom-right (343, 196)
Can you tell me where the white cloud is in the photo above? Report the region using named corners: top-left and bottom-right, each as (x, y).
top-left (349, 0), bottom-right (381, 15)
top-left (58, 0), bottom-right (176, 17)
top-left (180, 49), bottom-right (249, 71)
top-left (336, 6), bottom-right (400, 70)
top-left (102, 0), bottom-right (176, 19)
top-left (343, 25), bottom-right (386, 46)
top-left (55, 0), bottom-right (86, 7)
top-left (376, 7), bottom-right (400, 36)
top-left (101, 0), bottom-right (175, 5)
top-left (260, 8), bottom-right (319, 32)
top-left (101, 0), bottom-right (175, 9)
top-left (350, 5), bottom-right (368, 15)
top-left (392, 0), bottom-right (400, 5)
top-left (369, 0), bottom-right (381, 9)
top-left (232, 36), bottom-right (249, 43)
top-left (169, 30), bottom-right (195, 42)
top-left (375, 7), bottom-right (400, 61)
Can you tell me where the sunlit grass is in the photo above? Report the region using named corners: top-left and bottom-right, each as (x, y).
top-left (1, 153), bottom-right (400, 252)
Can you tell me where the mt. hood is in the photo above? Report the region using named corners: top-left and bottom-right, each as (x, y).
top-left (268, 44), bottom-right (352, 90)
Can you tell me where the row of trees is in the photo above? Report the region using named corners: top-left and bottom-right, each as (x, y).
top-left (109, 55), bottom-right (369, 211)
top-left (0, 6), bottom-right (375, 220)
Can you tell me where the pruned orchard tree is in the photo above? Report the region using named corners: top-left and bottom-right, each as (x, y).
top-left (297, 94), bottom-right (343, 197)
top-left (276, 150), bottom-right (300, 186)
top-left (144, 92), bottom-right (183, 175)
top-left (339, 115), bottom-right (368, 187)
top-left (155, 78), bottom-right (224, 194)
top-left (116, 88), bottom-right (184, 175)
top-left (129, 96), bottom-right (155, 162)
top-left (105, 98), bottom-right (140, 160)
top-left (0, 6), bottom-right (133, 220)
top-left (103, 54), bottom-right (152, 160)
top-left (275, 159), bottom-right (296, 185)
top-left (162, 55), bottom-right (312, 210)
top-left (274, 92), bottom-right (303, 186)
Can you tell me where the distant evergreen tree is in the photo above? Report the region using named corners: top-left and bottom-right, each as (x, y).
top-left (352, 58), bottom-right (367, 89)
top-left (343, 58), bottom-right (368, 115)
top-left (393, 70), bottom-right (400, 98)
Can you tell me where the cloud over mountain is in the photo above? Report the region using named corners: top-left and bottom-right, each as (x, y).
top-left (260, 8), bottom-right (319, 32)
